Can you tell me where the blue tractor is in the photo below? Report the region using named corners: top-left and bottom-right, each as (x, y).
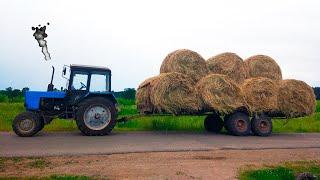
top-left (12, 65), bottom-right (117, 137)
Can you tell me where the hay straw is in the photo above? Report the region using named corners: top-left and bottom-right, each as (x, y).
top-left (241, 77), bottom-right (279, 113)
top-left (196, 74), bottom-right (246, 114)
top-left (244, 55), bottom-right (282, 81)
top-left (278, 79), bottom-right (316, 118)
top-left (160, 49), bottom-right (208, 83)
top-left (150, 72), bottom-right (202, 115)
top-left (207, 52), bottom-right (248, 84)
top-left (136, 76), bottom-right (159, 114)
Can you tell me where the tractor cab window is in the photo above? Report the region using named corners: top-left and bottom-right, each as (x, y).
top-left (71, 73), bottom-right (88, 90)
top-left (90, 73), bottom-right (109, 92)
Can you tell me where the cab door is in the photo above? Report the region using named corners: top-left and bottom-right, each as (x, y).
top-left (67, 71), bottom-right (89, 105)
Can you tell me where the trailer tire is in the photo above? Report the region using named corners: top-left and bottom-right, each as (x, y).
top-left (225, 111), bottom-right (250, 136)
top-left (251, 114), bottom-right (272, 137)
top-left (204, 113), bottom-right (223, 133)
top-left (12, 112), bottom-right (42, 137)
top-left (76, 97), bottom-right (116, 136)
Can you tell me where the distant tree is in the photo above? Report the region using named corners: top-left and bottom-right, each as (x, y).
top-left (12, 89), bottom-right (21, 97)
top-left (121, 88), bottom-right (136, 99)
top-left (22, 87), bottom-right (30, 95)
top-left (5, 87), bottom-right (12, 92)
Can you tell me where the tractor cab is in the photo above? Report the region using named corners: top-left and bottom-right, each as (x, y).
top-left (13, 64), bottom-right (117, 137)
top-left (66, 64), bottom-right (111, 92)
top-left (64, 64), bottom-right (113, 105)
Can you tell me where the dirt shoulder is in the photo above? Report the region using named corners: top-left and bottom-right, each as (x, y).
top-left (1, 148), bottom-right (320, 180)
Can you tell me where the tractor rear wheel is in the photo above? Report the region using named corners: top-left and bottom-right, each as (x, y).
top-left (225, 111), bottom-right (251, 136)
top-left (76, 97), bottom-right (116, 136)
top-left (12, 112), bottom-right (42, 137)
top-left (204, 113), bottom-right (223, 133)
top-left (251, 113), bottom-right (272, 137)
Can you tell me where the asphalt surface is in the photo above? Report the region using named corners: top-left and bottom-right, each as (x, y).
top-left (1, 132), bottom-right (320, 157)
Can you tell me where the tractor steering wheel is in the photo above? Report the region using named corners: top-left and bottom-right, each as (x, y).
top-left (80, 82), bottom-right (87, 90)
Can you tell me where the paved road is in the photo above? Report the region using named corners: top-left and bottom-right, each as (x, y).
top-left (1, 132), bottom-right (320, 157)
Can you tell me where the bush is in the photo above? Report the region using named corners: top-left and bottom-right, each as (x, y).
top-left (9, 96), bottom-right (24, 103)
top-left (0, 94), bottom-right (8, 103)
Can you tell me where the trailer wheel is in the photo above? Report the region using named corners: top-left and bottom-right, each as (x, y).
top-left (251, 114), bottom-right (272, 137)
top-left (76, 97), bottom-right (116, 136)
top-left (12, 112), bottom-right (42, 137)
top-left (225, 111), bottom-right (250, 136)
top-left (204, 113), bottom-right (223, 133)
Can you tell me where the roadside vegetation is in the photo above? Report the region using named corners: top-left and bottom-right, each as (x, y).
top-left (0, 175), bottom-right (92, 180)
top-left (0, 99), bottom-right (320, 132)
top-left (239, 161), bottom-right (320, 180)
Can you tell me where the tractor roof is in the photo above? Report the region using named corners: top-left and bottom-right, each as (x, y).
top-left (70, 64), bottom-right (111, 72)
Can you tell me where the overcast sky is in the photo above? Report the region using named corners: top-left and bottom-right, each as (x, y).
top-left (0, 0), bottom-right (319, 91)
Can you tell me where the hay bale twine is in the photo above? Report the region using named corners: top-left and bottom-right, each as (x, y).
top-left (150, 72), bottom-right (202, 115)
top-left (241, 77), bottom-right (279, 113)
top-left (136, 76), bottom-right (160, 114)
top-left (196, 74), bottom-right (246, 114)
top-left (278, 79), bottom-right (316, 118)
top-left (244, 55), bottom-right (282, 81)
top-left (160, 49), bottom-right (208, 82)
top-left (207, 52), bottom-right (248, 84)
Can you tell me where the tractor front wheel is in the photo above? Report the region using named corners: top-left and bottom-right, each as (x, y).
top-left (76, 97), bottom-right (116, 136)
top-left (12, 112), bottom-right (42, 137)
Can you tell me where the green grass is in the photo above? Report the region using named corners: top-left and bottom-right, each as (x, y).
top-left (0, 175), bottom-right (92, 180)
top-left (1, 100), bottom-right (320, 133)
top-left (117, 115), bottom-right (205, 131)
top-left (239, 161), bottom-right (320, 180)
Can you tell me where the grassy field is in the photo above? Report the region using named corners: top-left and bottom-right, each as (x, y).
top-left (239, 161), bottom-right (320, 180)
top-left (0, 100), bottom-right (319, 132)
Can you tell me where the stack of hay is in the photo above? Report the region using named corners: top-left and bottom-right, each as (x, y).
top-left (136, 49), bottom-right (316, 118)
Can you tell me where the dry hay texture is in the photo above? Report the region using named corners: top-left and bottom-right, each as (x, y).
top-left (241, 77), bottom-right (279, 113)
top-left (150, 72), bottom-right (202, 115)
top-left (206, 52), bottom-right (248, 84)
top-left (245, 55), bottom-right (282, 81)
top-left (278, 79), bottom-right (316, 118)
top-left (196, 74), bottom-right (246, 114)
top-left (136, 76), bottom-right (160, 114)
top-left (160, 49), bottom-right (208, 83)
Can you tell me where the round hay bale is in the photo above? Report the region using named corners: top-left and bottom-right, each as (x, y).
top-left (278, 79), bottom-right (316, 118)
top-left (207, 52), bottom-right (248, 84)
top-left (241, 77), bottom-right (279, 113)
top-left (244, 55), bottom-right (282, 81)
top-left (196, 74), bottom-right (246, 114)
top-left (150, 72), bottom-right (202, 115)
top-left (160, 49), bottom-right (208, 82)
top-left (136, 76), bottom-right (159, 114)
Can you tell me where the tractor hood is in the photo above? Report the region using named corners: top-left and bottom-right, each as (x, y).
top-left (25, 91), bottom-right (66, 110)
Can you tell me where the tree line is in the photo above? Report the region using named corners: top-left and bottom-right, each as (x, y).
top-left (0, 86), bottom-right (318, 103)
top-left (0, 87), bottom-right (136, 103)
